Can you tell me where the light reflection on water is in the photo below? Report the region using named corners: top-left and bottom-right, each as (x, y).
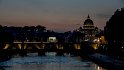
top-left (0, 53), bottom-right (106, 70)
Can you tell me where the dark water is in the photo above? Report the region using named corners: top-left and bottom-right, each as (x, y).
top-left (0, 53), bottom-right (106, 70)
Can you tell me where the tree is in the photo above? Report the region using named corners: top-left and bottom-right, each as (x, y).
top-left (105, 8), bottom-right (124, 41)
top-left (104, 8), bottom-right (124, 57)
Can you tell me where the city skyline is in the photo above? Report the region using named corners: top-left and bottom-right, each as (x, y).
top-left (0, 0), bottom-right (124, 32)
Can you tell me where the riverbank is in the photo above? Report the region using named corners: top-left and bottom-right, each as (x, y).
top-left (87, 53), bottom-right (124, 69)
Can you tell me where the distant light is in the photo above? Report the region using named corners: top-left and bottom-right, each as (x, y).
top-left (48, 37), bottom-right (57, 42)
top-left (93, 39), bottom-right (97, 42)
top-left (84, 39), bottom-right (89, 41)
top-left (122, 46), bottom-right (124, 49)
top-left (97, 39), bottom-right (100, 42)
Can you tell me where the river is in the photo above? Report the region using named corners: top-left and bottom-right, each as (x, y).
top-left (0, 52), bottom-right (106, 70)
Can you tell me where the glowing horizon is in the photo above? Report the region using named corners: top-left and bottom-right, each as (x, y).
top-left (0, 0), bottom-right (123, 32)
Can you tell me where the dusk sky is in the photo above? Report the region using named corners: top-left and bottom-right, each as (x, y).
top-left (0, 0), bottom-right (124, 32)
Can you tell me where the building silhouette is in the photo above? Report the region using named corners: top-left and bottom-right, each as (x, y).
top-left (79, 15), bottom-right (100, 42)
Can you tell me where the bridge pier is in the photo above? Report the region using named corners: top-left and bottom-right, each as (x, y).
top-left (73, 44), bottom-right (81, 56)
top-left (38, 49), bottom-right (45, 56)
top-left (18, 43), bottom-right (27, 56)
top-left (55, 44), bottom-right (64, 56)
top-left (62, 43), bottom-right (81, 56)
top-left (56, 50), bottom-right (64, 56)
top-left (19, 49), bottom-right (27, 56)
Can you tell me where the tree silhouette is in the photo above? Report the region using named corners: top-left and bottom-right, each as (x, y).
top-left (105, 8), bottom-right (124, 41)
top-left (104, 8), bottom-right (124, 57)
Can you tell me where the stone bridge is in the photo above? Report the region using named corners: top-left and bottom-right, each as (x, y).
top-left (3, 42), bottom-right (82, 56)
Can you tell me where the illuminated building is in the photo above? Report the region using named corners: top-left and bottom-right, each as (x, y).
top-left (81, 14), bottom-right (100, 42)
top-left (48, 37), bottom-right (58, 43)
top-left (83, 14), bottom-right (94, 30)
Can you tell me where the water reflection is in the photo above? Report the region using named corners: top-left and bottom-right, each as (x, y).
top-left (0, 53), bottom-right (106, 70)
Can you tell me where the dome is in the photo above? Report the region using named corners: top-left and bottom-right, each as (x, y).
top-left (83, 14), bottom-right (94, 25)
top-left (83, 15), bottom-right (94, 29)
top-left (84, 19), bottom-right (94, 25)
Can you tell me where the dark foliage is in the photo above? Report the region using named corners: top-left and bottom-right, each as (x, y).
top-left (104, 8), bottom-right (124, 57)
top-left (104, 8), bottom-right (124, 41)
